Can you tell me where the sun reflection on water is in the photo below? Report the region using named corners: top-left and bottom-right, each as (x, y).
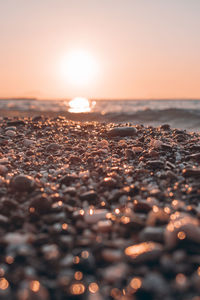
top-left (68, 97), bottom-right (96, 113)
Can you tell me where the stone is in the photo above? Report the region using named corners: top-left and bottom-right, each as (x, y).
top-left (10, 174), bottom-right (35, 192)
top-left (29, 194), bottom-right (52, 215)
top-left (101, 248), bottom-right (123, 263)
top-left (108, 127), bottom-right (137, 137)
top-left (125, 242), bottom-right (163, 263)
top-left (182, 168), bottom-right (200, 177)
top-left (46, 143), bottom-right (60, 152)
top-left (139, 226), bottom-right (164, 243)
top-left (5, 130), bottom-right (16, 137)
top-left (80, 190), bottom-right (97, 202)
top-left (84, 209), bottom-right (108, 224)
top-left (165, 212), bottom-right (200, 249)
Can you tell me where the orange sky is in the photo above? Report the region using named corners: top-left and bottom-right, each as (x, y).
top-left (0, 0), bottom-right (200, 99)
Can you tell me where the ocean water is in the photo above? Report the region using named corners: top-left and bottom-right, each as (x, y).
top-left (1, 98), bottom-right (200, 131)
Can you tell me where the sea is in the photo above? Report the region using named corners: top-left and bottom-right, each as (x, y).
top-left (1, 98), bottom-right (200, 131)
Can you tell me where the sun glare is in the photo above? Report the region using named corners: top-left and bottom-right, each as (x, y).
top-left (61, 50), bottom-right (99, 86)
top-left (68, 97), bottom-right (91, 113)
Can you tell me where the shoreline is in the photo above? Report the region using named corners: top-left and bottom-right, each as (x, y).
top-left (1, 109), bottom-right (200, 132)
top-left (0, 116), bottom-right (200, 299)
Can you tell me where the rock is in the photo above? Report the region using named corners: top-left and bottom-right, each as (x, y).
top-left (141, 272), bottom-right (169, 297)
top-left (125, 242), bottom-right (163, 263)
top-left (80, 190), bottom-right (97, 202)
top-left (182, 168), bottom-right (200, 177)
top-left (60, 173), bottom-right (79, 185)
top-left (165, 212), bottom-right (200, 249)
top-left (7, 120), bottom-right (25, 126)
top-left (147, 208), bottom-right (169, 226)
top-left (134, 200), bottom-right (152, 213)
top-left (97, 220), bottom-right (112, 233)
top-left (46, 143), bottom-right (60, 152)
top-left (103, 263), bottom-right (128, 283)
top-left (101, 177), bottom-right (118, 188)
top-left (101, 248), bottom-right (123, 263)
top-left (146, 160), bottom-right (164, 169)
top-left (139, 226), bottom-right (164, 243)
top-left (23, 139), bottom-right (35, 147)
top-left (84, 209), bottom-right (108, 224)
top-left (29, 194), bottom-right (52, 215)
top-left (160, 124), bottom-right (170, 130)
top-left (108, 127), bottom-right (137, 137)
top-left (10, 174), bottom-right (35, 192)
top-left (5, 130), bottom-right (16, 137)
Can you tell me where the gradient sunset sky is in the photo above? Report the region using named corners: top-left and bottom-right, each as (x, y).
top-left (0, 0), bottom-right (200, 99)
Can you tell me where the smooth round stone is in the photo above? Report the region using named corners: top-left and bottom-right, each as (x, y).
top-left (101, 248), bottom-right (123, 262)
top-left (108, 126), bottom-right (137, 137)
top-left (142, 272), bottom-right (169, 297)
top-left (80, 190), bottom-right (97, 202)
top-left (46, 143), bottom-right (60, 152)
top-left (29, 194), bottom-right (52, 214)
top-left (23, 139), bottom-right (35, 147)
top-left (139, 226), bottom-right (164, 243)
top-left (165, 212), bottom-right (200, 249)
top-left (5, 130), bottom-right (16, 137)
top-left (97, 220), bottom-right (112, 233)
top-left (103, 263), bottom-right (128, 283)
top-left (84, 209), bottom-right (108, 224)
top-left (10, 174), bottom-right (35, 192)
top-left (125, 241), bottom-right (163, 263)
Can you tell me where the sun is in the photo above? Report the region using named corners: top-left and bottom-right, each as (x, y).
top-left (60, 50), bottom-right (99, 86)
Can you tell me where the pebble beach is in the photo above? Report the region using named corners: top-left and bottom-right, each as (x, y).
top-left (0, 115), bottom-right (200, 299)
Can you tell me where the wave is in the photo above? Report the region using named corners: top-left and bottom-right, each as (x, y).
top-left (1, 107), bottom-right (200, 131)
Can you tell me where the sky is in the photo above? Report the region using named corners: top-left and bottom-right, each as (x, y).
top-left (0, 0), bottom-right (200, 99)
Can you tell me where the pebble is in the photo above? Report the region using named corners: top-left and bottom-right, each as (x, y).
top-left (125, 242), bottom-right (163, 263)
top-left (23, 139), bottom-right (35, 147)
top-left (5, 130), bottom-right (16, 137)
top-left (141, 272), bottom-right (169, 297)
top-left (146, 160), bottom-right (164, 169)
top-left (165, 212), bottom-right (200, 249)
top-left (108, 126), bottom-right (137, 137)
top-left (84, 209), bottom-right (108, 224)
top-left (46, 143), bottom-right (60, 152)
top-left (101, 249), bottom-right (123, 263)
top-left (182, 168), bottom-right (200, 177)
top-left (29, 194), bottom-right (52, 215)
top-left (139, 226), bottom-right (165, 243)
top-left (80, 190), bottom-right (97, 202)
top-left (10, 174), bottom-right (36, 192)
top-left (97, 220), bottom-right (112, 233)
top-left (103, 263), bottom-right (129, 283)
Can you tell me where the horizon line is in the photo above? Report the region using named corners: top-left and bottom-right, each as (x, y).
top-left (1, 97), bottom-right (200, 101)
